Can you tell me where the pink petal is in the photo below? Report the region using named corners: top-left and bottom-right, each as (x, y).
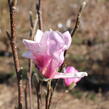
top-left (23, 39), bottom-right (39, 52)
top-left (35, 55), bottom-right (58, 78)
top-left (53, 71), bottom-right (87, 79)
top-left (34, 29), bottom-right (43, 43)
top-left (64, 66), bottom-right (87, 86)
top-left (63, 31), bottom-right (72, 49)
top-left (41, 31), bottom-right (64, 54)
top-left (53, 50), bottom-right (64, 67)
top-left (23, 39), bottom-right (46, 56)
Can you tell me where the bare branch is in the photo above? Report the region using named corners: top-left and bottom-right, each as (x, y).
top-left (71, 1), bottom-right (86, 37)
top-left (29, 11), bottom-right (34, 28)
top-left (34, 1), bottom-right (43, 109)
top-left (6, 31), bottom-right (11, 40)
top-left (45, 81), bottom-right (51, 109)
top-left (36, 0), bottom-right (43, 29)
top-left (7, 0), bottom-right (23, 109)
top-left (27, 12), bottom-right (38, 109)
top-left (24, 82), bottom-right (28, 109)
top-left (47, 2), bottom-right (87, 108)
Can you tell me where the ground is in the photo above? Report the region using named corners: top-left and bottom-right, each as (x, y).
top-left (0, 0), bottom-right (109, 109)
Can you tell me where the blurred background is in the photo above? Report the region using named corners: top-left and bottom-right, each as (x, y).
top-left (0, 0), bottom-right (109, 109)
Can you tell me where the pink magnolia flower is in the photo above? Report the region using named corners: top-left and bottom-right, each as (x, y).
top-left (64, 66), bottom-right (84, 86)
top-left (23, 30), bottom-right (87, 86)
top-left (53, 66), bottom-right (87, 86)
top-left (23, 29), bottom-right (71, 78)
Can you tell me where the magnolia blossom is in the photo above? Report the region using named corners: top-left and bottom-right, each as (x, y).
top-left (23, 30), bottom-right (87, 86)
top-left (53, 66), bottom-right (87, 86)
top-left (64, 66), bottom-right (84, 86)
top-left (23, 29), bottom-right (71, 78)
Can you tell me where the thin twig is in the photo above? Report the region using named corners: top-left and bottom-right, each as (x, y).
top-left (47, 88), bottom-right (53, 109)
top-left (36, 0), bottom-right (43, 29)
top-left (7, 0), bottom-right (23, 109)
top-left (28, 13), bottom-right (33, 109)
top-left (47, 2), bottom-right (87, 109)
top-left (24, 82), bottom-right (28, 109)
top-left (35, 82), bottom-right (41, 109)
top-left (45, 87), bottom-right (49, 109)
top-left (71, 1), bottom-right (86, 37)
top-left (29, 12), bottom-right (34, 29)
top-left (47, 80), bottom-right (57, 109)
top-left (6, 31), bottom-right (11, 40)
top-left (28, 12), bottom-right (38, 109)
top-left (29, 13), bottom-right (38, 39)
top-left (33, 74), bottom-right (40, 109)
top-left (28, 61), bottom-right (32, 109)
top-left (45, 81), bottom-right (51, 109)
top-left (35, 0), bottom-right (43, 109)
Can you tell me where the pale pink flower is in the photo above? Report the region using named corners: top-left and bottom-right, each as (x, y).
top-left (23, 30), bottom-right (71, 78)
top-left (53, 66), bottom-right (87, 86)
top-left (23, 30), bottom-right (87, 85)
top-left (64, 66), bottom-right (84, 86)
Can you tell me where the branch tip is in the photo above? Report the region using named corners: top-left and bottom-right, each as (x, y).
top-left (6, 31), bottom-right (11, 40)
top-left (71, 1), bottom-right (86, 37)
